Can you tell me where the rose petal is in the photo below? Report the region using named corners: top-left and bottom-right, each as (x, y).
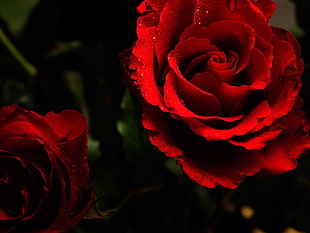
top-left (0, 137), bottom-right (53, 188)
top-left (190, 72), bottom-right (252, 115)
top-left (254, 40), bottom-right (303, 131)
top-left (183, 100), bottom-right (270, 140)
top-left (142, 101), bottom-right (183, 157)
top-left (0, 153), bottom-right (46, 221)
top-left (154, 0), bottom-right (196, 72)
top-left (137, 0), bottom-right (167, 15)
top-left (272, 26), bottom-right (302, 58)
top-left (162, 69), bottom-right (244, 122)
top-left (0, 105), bottom-right (59, 152)
top-left (176, 138), bottom-right (263, 188)
top-left (46, 111), bottom-right (93, 226)
top-left (254, 34), bottom-right (273, 65)
top-left (194, 0), bottom-right (273, 42)
top-left (254, 0), bottom-right (276, 22)
top-left (242, 47), bottom-right (271, 89)
top-left (130, 2), bottom-right (165, 107)
top-left (176, 37), bottom-right (218, 57)
top-left (130, 32), bottom-right (165, 107)
top-left (260, 98), bottom-right (310, 174)
top-left (44, 110), bottom-right (87, 141)
top-left (164, 69), bottom-right (223, 117)
top-left (229, 129), bottom-right (284, 150)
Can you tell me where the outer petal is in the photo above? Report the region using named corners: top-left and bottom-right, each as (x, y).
top-left (43, 109), bottom-right (94, 230)
top-left (137, 0), bottom-right (167, 15)
top-left (229, 128), bottom-right (283, 150)
top-left (154, 0), bottom-right (196, 72)
top-left (254, 0), bottom-right (276, 22)
top-left (254, 39), bottom-right (303, 131)
top-left (130, 1), bottom-right (164, 107)
top-left (131, 0), bottom-right (196, 108)
top-left (44, 110), bottom-right (87, 141)
top-left (260, 98), bottom-right (310, 174)
top-left (0, 104), bottom-right (58, 146)
top-left (183, 100), bottom-right (270, 141)
top-left (194, 0), bottom-right (273, 42)
top-left (176, 135), bottom-right (263, 188)
top-left (142, 101), bottom-right (183, 157)
top-left (271, 26), bottom-right (302, 58)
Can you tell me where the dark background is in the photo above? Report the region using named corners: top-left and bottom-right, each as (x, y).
top-left (0, 0), bottom-right (310, 232)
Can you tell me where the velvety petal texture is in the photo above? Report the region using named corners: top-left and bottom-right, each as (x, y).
top-left (0, 104), bottom-right (94, 232)
top-left (121, 0), bottom-right (310, 188)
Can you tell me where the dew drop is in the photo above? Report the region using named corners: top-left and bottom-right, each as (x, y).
top-left (72, 164), bottom-right (77, 170)
top-left (132, 79), bottom-right (139, 84)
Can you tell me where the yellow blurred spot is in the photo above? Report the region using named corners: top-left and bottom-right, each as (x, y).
top-left (252, 228), bottom-right (266, 233)
top-left (283, 227), bottom-right (306, 233)
top-left (241, 205), bottom-right (255, 219)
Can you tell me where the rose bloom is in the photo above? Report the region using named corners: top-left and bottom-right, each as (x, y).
top-left (120, 0), bottom-right (310, 188)
top-left (0, 104), bottom-right (94, 232)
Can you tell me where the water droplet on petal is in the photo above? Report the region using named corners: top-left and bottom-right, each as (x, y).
top-left (72, 164), bottom-right (77, 170)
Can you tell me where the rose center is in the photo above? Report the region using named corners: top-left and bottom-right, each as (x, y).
top-left (0, 179), bottom-right (25, 219)
top-left (181, 50), bottom-right (237, 83)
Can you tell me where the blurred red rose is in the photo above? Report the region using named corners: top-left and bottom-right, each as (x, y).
top-left (0, 104), bottom-right (94, 232)
top-left (120, 0), bottom-right (310, 188)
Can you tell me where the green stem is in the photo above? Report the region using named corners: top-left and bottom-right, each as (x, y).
top-left (93, 185), bottom-right (162, 219)
top-left (0, 28), bottom-right (37, 77)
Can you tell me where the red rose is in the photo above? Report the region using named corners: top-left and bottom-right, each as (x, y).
top-left (0, 104), bottom-right (94, 232)
top-left (121, 0), bottom-right (310, 188)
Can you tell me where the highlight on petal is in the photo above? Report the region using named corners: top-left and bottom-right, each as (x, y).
top-left (229, 128), bottom-right (283, 150)
top-left (130, 0), bottom-right (166, 108)
top-left (183, 100), bottom-right (270, 141)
